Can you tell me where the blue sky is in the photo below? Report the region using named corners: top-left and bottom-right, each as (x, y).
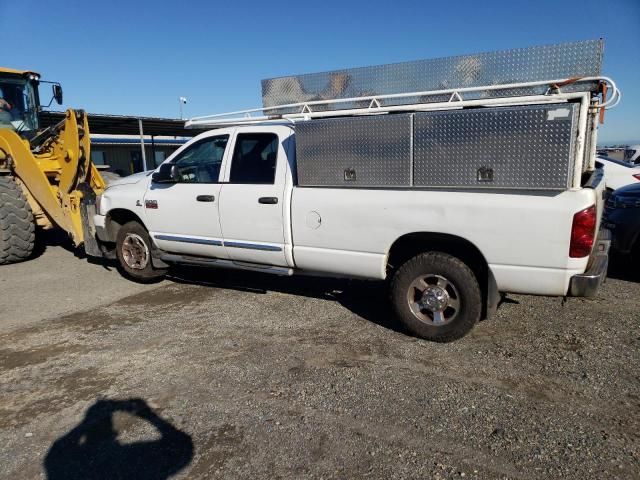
top-left (1, 0), bottom-right (638, 143)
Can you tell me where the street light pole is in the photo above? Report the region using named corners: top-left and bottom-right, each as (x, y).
top-left (179, 97), bottom-right (187, 119)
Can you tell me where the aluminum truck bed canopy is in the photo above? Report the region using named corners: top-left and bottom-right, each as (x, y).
top-left (184, 40), bottom-right (621, 193)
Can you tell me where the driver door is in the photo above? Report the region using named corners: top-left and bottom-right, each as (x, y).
top-left (144, 132), bottom-right (231, 258)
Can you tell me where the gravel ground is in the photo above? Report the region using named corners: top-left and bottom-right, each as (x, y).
top-left (0, 255), bottom-right (639, 479)
top-left (0, 230), bottom-right (164, 331)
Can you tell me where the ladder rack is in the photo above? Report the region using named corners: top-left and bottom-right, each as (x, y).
top-left (186, 76), bottom-right (620, 129)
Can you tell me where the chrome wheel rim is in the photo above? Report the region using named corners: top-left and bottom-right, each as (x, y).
top-left (407, 274), bottom-right (461, 326)
top-left (121, 233), bottom-right (149, 270)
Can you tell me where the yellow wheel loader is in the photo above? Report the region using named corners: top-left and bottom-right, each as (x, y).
top-left (0, 67), bottom-right (106, 265)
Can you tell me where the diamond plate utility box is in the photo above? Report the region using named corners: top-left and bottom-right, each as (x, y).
top-left (295, 103), bottom-right (579, 190)
top-left (295, 114), bottom-right (412, 187)
top-left (413, 104), bottom-right (579, 190)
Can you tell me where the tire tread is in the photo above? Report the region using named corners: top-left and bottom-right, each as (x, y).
top-left (116, 220), bottom-right (167, 283)
top-left (390, 251), bottom-right (482, 342)
top-left (0, 176), bottom-right (35, 265)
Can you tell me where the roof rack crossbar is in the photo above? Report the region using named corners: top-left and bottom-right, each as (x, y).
top-left (186, 76), bottom-right (619, 129)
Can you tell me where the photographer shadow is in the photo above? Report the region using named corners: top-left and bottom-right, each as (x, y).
top-left (44, 398), bottom-right (193, 480)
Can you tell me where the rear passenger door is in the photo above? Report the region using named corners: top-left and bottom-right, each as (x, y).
top-left (218, 129), bottom-right (288, 266)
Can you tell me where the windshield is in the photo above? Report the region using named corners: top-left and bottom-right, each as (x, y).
top-left (0, 77), bottom-right (38, 133)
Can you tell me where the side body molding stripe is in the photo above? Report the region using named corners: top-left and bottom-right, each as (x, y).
top-left (153, 235), bottom-right (282, 252)
top-left (154, 235), bottom-right (223, 246)
top-left (224, 241), bottom-right (282, 252)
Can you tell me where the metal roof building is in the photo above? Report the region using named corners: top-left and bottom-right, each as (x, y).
top-left (39, 111), bottom-right (206, 174)
top-left (39, 111), bottom-right (203, 137)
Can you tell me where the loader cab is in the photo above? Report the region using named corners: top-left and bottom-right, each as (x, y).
top-left (0, 68), bottom-right (62, 138)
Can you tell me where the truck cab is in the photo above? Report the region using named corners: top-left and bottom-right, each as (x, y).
top-left (0, 68), bottom-right (63, 138)
top-left (0, 68), bottom-right (40, 135)
top-left (95, 125), bottom-right (297, 273)
top-left (145, 125), bottom-right (295, 267)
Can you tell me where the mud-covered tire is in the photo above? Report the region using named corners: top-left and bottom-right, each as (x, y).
top-left (391, 252), bottom-right (482, 342)
top-left (116, 221), bottom-right (167, 282)
top-left (0, 176), bottom-right (35, 265)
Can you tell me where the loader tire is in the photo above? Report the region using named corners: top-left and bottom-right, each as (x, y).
top-left (0, 176), bottom-right (35, 265)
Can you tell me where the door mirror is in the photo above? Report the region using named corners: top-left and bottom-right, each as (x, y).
top-left (152, 163), bottom-right (179, 183)
top-left (52, 84), bottom-right (63, 105)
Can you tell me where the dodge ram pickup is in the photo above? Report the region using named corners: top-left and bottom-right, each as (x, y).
top-left (90, 41), bottom-right (616, 341)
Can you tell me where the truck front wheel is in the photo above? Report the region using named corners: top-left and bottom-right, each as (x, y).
top-left (391, 252), bottom-right (481, 342)
top-left (116, 221), bottom-right (167, 282)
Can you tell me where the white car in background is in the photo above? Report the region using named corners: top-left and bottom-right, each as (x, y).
top-left (597, 156), bottom-right (640, 191)
top-left (597, 145), bottom-right (640, 164)
top-left (624, 145), bottom-right (640, 164)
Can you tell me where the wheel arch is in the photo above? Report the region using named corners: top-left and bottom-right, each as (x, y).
top-left (386, 232), bottom-right (499, 320)
top-left (104, 208), bottom-right (146, 243)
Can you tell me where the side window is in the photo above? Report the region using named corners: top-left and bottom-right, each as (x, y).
top-left (229, 133), bottom-right (278, 184)
top-left (173, 135), bottom-right (229, 183)
top-left (154, 150), bottom-right (167, 167)
top-left (91, 150), bottom-right (106, 165)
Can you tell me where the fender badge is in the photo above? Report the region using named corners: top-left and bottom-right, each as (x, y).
top-left (136, 200), bottom-right (142, 207)
top-left (145, 200), bottom-right (158, 209)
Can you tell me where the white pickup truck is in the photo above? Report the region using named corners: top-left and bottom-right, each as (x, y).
top-left (90, 42), bottom-right (617, 342)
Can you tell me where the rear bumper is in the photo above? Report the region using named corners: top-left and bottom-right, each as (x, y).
top-left (568, 229), bottom-right (611, 298)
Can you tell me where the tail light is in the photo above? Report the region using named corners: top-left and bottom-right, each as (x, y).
top-left (569, 205), bottom-right (597, 258)
top-left (633, 174), bottom-right (640, 181)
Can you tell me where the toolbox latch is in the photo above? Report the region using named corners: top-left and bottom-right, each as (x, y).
top-left (477, 166), bottom-right (494, 182)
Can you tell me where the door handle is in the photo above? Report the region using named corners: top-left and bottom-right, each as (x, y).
top-left (258, 197), bottom-right (278, 204)
top-left (196, 195), bottom-right (215, 202)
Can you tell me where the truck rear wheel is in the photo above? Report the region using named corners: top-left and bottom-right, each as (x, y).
top-left (391, 252), bottom-right (481, 342)
top-left (0, 176), bottom-right (35, 265)
top-left (116, 221), bottom-right (167, 282)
